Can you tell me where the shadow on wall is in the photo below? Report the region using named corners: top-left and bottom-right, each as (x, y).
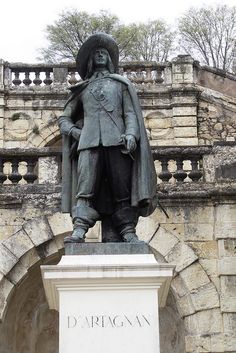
top-left (0, 255), bottom-right (185, 353)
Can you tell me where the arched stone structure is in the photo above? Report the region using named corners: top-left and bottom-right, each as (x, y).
top-left (0, 211), bottom-right (220, 353)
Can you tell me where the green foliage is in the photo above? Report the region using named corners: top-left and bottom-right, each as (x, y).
top-left (178, 5), bottom-right (236, 71)
top-left (38, 9), bottom-right (175, 63)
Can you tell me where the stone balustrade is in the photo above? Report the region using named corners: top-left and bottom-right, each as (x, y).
top-left (0, 146), bottom-right (214, 186)
top-left (0, 148), bottom-right (61, 184)
top-left (3, 61), bottom-right (168, 88)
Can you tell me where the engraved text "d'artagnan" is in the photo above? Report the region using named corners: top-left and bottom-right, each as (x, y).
top-left (67, 314), bottom-right (151, 329)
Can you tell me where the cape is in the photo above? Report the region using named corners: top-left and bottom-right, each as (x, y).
top-left (60, 74), bottom-right (157, 217)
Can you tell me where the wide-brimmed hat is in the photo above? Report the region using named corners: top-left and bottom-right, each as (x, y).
top-left (76, 32), bottom-right (119, 79)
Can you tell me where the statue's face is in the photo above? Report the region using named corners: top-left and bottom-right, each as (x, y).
top-left (93, 47), bottom-right (109, 68)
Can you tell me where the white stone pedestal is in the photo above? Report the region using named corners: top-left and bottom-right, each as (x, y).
top-left (41, 253), bottom-right (174, 353)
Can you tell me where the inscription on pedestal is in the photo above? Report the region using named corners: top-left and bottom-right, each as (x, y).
top-left (67, 314), bottom-right (151, 329)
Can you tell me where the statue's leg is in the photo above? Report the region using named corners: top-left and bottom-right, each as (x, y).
top-left (64, 148), bottom-right (101, 243)
top-left (106, 147), bottom-right (144, 243)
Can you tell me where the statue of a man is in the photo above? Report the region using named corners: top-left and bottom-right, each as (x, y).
top-left (58, 33), bottom-right (157, 243)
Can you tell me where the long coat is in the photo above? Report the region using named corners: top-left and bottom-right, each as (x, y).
top-left (59, 74), bottom-right (157, 217)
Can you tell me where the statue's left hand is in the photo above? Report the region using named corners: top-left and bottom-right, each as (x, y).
top-left (125, 134), bottom-right (137, 152)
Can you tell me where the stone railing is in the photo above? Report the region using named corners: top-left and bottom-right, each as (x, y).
top-left (0, 148), bottom-right (61, 185)
top-left (3, 61), bottom-right (168, 88)
top-left (153, 146), bottom-right (212, 183)
top-left (0, 146), bottom-right (213, 186)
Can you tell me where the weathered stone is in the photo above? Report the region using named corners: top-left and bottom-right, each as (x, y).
top-left (171, 275), bottom-right (189, 298)
top-left (165, 242), bottom-right (198, 273)
top-left (220, 276), bottom-right (236, 312)
top-left (0, 277), bottom-right (14, 321)
top-left (47, 212), bottom-right (73, 238)
top-left (176, 294), bottom-right (196, 317)
top-left (19, 248), bottom-right (41, 270)
top-left (188, 241), bottom-right (218, 258)
top-left (173, 116), bottom-right (197, 127)
top-left (2, 229), bottom-right (34, 259)
top-left (185, 333), bottom-right (225, 353)
top-left (38, 157), bottom-right (60, 184)
top-left (0, 244), bottom-right (18, 275)
top-left (191, 282), bottom-right (219, 311)
top-left (173, 106), bottom-right (197, 116)
top-left (184, 223), bottom-right (214, 241)
top-left (23, 216), bottom-right (53, 246)
top-left (148, 118), bottom-right (172, 129)
top-left (136, 215), bottom-right (159, 243)
top-left (179, 262), bottom-right (210, 292)
top-left (223, 313), bottom-right (236, 333)
top-left (174, 127), bottom-right (198, 138)
top-left (184, 309), bottom-right (223, 335)
top-left (199, 259), bottom-right (220, 291)
top-left (149, 226), bottom-right (179, 257)
top-left (218, 257), bottom-right (236, 275)
top-left (7, 261), bottom-right (28, 285)
top-left (174, 137), bottom-right (198, 145)
top-left (218, 239), bottom-right (236, 257)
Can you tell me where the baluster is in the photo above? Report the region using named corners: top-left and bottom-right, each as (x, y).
top-left (8, 159), bottom-right (22, 184)
top-left (158, 158), bottom-right (172, 182)
top-left (23, 70), bottom-right (32, 86)
top-left (23, 158), bottom-right (38, 184)
top-left (173, 158), bottom-right (187, 182)
top-left (68, 70), bottom-right (78, 85)
top-left (155, 67), bottom-right (164, 83)
top-left (0, 158), bottom-right (7, 184)
top-left (126, 68), bottom-right (132, 80)
top-left (145, 68), bottom-right (152, 83)
top-left (135, 68), bottom-right (143, 83)
top-left (188, 157), bottom-right (203, 181)
top-left (43, 70), bottom-right (53, 85)
top-left (33, 70), bottom-right (42, 86)
top-left (12, 71), bottom-right (22, 86)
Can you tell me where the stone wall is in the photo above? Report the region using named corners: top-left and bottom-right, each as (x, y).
top-left (0, 56), bottom-right (235, 353)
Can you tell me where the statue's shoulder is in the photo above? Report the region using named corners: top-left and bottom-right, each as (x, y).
top-left (68, 80), bottom-right (89, 93)
top-left (109, 73), bottom-right (132, 87)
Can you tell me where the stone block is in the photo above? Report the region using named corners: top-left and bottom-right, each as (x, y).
top-left (38, 157), bottom-right (60, 184)
top-left (218, 239), bottom-right (236, 258)
top-left (171, 275), bottom-right (189, 298)
top-left (160, 223), bottom-right (184, 238)
top-left (184, 309), bottom-right (223, 335)
top-left (220, 276), bottom-right (236, 312)
top-left (174, 137), bottom-right (198, 146)
top-left (148, 118), bottom-right (172, 129)
top-left (0, 277), bottom-right (14, 321)
top-left (185, 333), bottom-right (225, 353)
top-left (0, 244), bottom-right (18, 275)
top-left (191, 282), bottom-right (219, 311)
top-left (23, 216), bottom-right (53, 246)
top-left (151, 128), bottom-right (174, 140)
top-left (179, 262), bottom-right (210, 292)
top-left (7, 261), bottom-right (28, 285)
top-left (215, 204), bottom-right (236, 239)
top-left (174, 126), bottom-right (198, 138)
top-left (149, 226), bottom-right (179, 257)
top-left (184, 223), bottom-right (214, 241)
top-left (176, 293), bottom-right (196, 317)
top-left (19, 248), bottom-right (41, 269)
top-left (188, 241), bottom-right (218, 259)
top-left (165, 242), bottom-right (198, 273)
top-left (218, 258), bottom-right (236, 275)
top-left (0, 118), bottom-right (3, 129)
top-left (0, 225), bottom-right (22, 242)
top-left (2, 229), bottom-right (34, 259)
top-left (47, 212), bottom-right (73, 238)
top-left (199, 259), bottom-right (220, 291)
top-left (86, 221), bottom-right (101, 242)
top-left (136, 215), bottom-right (159, 243)
top-left (223, 313), bottom-right (236, 333)
top-left (183, 205), bottom-right (214, 224)
top-left (223, 333), bottom-right (236, 351)
top-left (173, 106), bottom-right (197, 116)
top-left (173, 116), bottom-right (197, 127)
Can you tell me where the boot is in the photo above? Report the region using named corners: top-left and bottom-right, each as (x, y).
top-left (64, 202), bottom-right (100, 244)
top-left (112, 207), bottom-right (144, 244)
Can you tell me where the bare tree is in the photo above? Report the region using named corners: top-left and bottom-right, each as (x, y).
top-left (178, 5), bottom-right (236, 72)
top-left (38, 10), bottom-right (175, 63)
top-left (124, 20), bottom-right (175, 62)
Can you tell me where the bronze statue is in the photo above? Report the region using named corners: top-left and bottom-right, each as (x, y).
top-left (58, 33), bottom-right (157, 243)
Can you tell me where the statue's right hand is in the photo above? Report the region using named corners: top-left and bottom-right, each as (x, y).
top-left (71, 127), bottom-right (81, 141)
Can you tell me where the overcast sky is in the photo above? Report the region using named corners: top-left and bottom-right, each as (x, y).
top-left (1, 0), bottom-right (235, 63)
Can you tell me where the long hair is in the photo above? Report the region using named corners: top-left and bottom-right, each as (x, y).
top-left (85, 48), bottom-right (115, 79)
